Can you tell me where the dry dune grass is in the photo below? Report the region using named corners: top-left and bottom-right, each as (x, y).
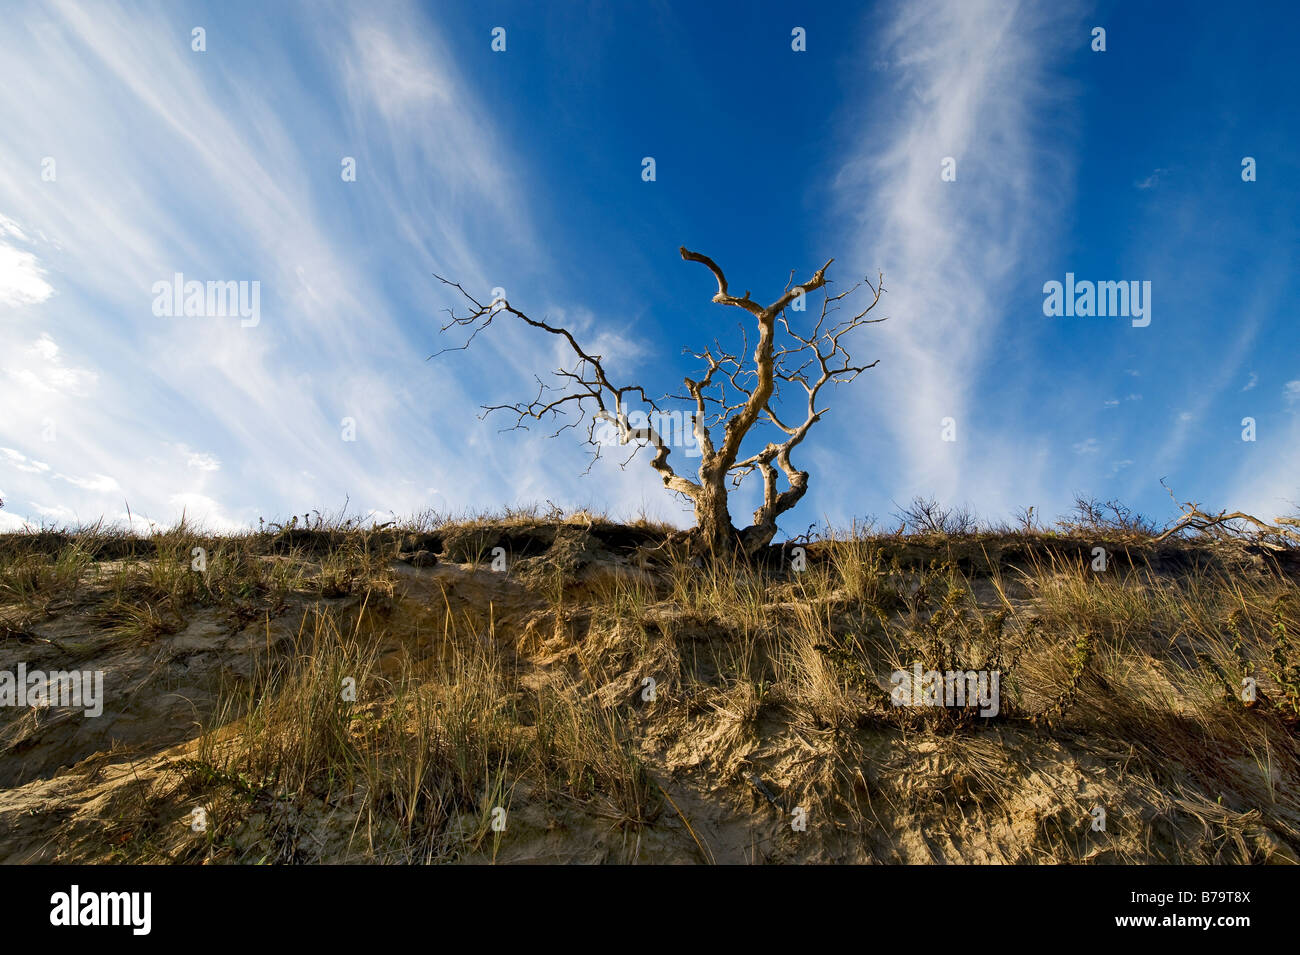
top-left (0, 510), bottom-right (1297, 864)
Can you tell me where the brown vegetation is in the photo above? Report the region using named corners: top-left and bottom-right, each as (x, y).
top-left (1, 508), bottom-right (1298, 864)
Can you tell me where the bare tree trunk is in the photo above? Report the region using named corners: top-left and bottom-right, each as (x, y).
top-left (736, 446), bottom-right (810, 554)
top-left (691, 473), bottom-right (737, 554)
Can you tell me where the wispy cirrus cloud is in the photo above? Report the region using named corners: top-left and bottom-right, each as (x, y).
top-left (0, 216), bottom-right (53, 306)
top-left (829, 0), bottom-right (1081, 521)
top-left (1135, 168), bottom-right (1168, 190)
top-left (0, 0), bottom-right (608, 530)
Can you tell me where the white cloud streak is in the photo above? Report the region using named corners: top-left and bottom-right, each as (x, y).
top-left (831, 0), bottom-right (1081, 522)
top-left (0, 0), bottom-right (617, 530)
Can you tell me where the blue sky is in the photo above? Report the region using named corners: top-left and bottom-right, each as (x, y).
top-left (1, 0), bottom-right (1297, 535)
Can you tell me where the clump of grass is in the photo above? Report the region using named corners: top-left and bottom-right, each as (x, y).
top-left (1267, 595), bottom-right (1300, 719)
top-left (167, 583), bottom-right (663, 862)
top-left (0, 539), bottom-right (95, 608)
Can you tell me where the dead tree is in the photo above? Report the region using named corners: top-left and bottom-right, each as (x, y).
top-left (434, 247), bottom-right (885, 556)
top-left (1153, 481), bottom-right (1300, 552)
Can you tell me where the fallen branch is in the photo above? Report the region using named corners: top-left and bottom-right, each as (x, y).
top-left (1152, 480), bottom-right (1300, 550)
